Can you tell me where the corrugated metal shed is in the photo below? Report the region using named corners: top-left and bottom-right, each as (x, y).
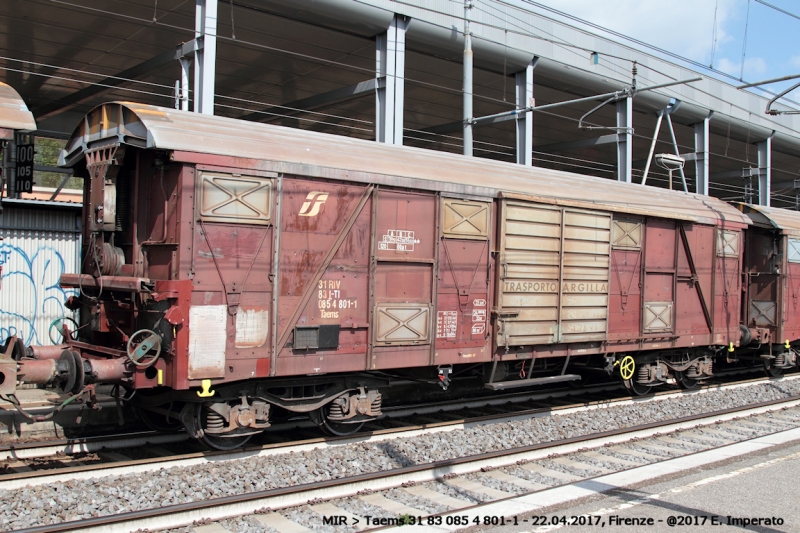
top-left (0, 200), bottom-right (80, 346)
top-left (63, 102), bottom-right (750, 227)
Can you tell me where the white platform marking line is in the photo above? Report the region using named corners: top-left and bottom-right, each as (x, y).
top-left (528, 450), bottom-right (800, 532)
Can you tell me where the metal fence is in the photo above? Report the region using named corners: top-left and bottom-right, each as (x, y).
top-left (0, 199), bottom-right (81, 346)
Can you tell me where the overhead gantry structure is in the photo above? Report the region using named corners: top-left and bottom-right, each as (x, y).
top-left (3, 0), bottom-right (800, 208)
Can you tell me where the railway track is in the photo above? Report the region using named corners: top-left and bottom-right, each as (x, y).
top-left (3, 373), bottom-right (800, 532)
top-left (0, 380), bottom-right (628, 467)
top-left (0, 371), bottom-right (782, 484)
top-left (0, 366), bottom-right (771, 468)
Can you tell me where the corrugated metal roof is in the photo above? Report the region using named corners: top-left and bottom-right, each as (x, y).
top-left (0, 82), bottom-right (35, 132)
top-left (63, 102), bottom-right (750, 226)
top-left (737, 203), bottom-right (800, 237)
top-left (0, 203), bottom-right (82, 232)
top-left (1, 198), bottom-right (82, 211)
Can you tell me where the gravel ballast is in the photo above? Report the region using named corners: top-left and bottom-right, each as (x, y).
top-left (3, 379), bottom-right (800, 529)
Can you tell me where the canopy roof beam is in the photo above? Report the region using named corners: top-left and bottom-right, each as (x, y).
top-left (33, 40), bottom-right (200, 120)
top-left (241, 79), bottom-right (377, 123)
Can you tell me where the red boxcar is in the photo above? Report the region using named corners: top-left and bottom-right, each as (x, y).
top-left (0, 103), bottom-right (771, 448)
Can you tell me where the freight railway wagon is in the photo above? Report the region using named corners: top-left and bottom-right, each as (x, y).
top-left (1, 102), bottom-right (798, 449)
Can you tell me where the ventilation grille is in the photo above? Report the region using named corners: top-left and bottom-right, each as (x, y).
top-left (294, 325), bottom-right (340, 350)
top-left (198, 171), bottom-right (272, 225)
top-left (750, 300), bottom-right (776, 326)
top-left (611, 219), bottom-right (642, 249)
top-left (375, 303), bottom-right (431, 345)
top-left (717, 230), bottom-right (740, 257)
top-left (643, 301), bottom-right (673, 332)
top-left (442, 199), bottom-right (491, 240)
top-left (789, 238), bottom-right (800, 263)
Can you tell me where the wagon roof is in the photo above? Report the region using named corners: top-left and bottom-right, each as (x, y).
top-left (0, 82), bottom-right (35, 134)
top-left (737, 203), bottom-right (800, 237)
top-left (62, 102), bottom-right (749, 226)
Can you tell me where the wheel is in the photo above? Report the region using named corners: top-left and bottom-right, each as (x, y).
top-left (623, 378), bottom-right (652, 396)
top-left (674, 370), bottom-right (699, 390)
top-left (321, 418), bottom-right (364, 437)
top-left (200, 432), bottom-right (253, 450)
top-left (195, 403), bottom-right (253, 451)
top-left (137, 407), bottom-right (183, 432)
top-left (312, 407), bottom-right (365, 437)
top-left (764, 358), bottom-right (783, 378)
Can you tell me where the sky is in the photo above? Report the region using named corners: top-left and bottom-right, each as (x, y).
top-left (518, 0), bottom-right (800, 105)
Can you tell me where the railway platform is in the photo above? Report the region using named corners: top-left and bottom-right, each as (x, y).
top-left (463, 433), bottom-right (800, 533)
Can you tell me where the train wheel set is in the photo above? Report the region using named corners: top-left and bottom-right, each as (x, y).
top-left (1, 101), bottom-right (800, 448)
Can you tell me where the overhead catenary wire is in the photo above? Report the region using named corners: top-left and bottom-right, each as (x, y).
top-left (0, 55), bottom-right (179, 91)
top-left (0, 62), bottom-right (377, 129)
top-left (0, 66), bottom-right (175, 100)
top-left (1, 9), bottom-right (788, 204)
top-left (755, 0), bottom-right (800, 22)
top-left (51, 0), bottom-right (800, 118)
top-left (214, 103), bottom-right (374, 134)
top-left (740, 0), bottom-right (751, 81)
top-left (710, 0), bottom-right (719, 68)
top-left (51, 0), bottom-right (531, 111)
top-left (20, 2), bottom-right (800, 204)
top-left (491, 0), bottom-right (800, 109)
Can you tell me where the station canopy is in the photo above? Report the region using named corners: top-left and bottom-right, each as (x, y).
top-left (2, 0), bottom-right (800, 207)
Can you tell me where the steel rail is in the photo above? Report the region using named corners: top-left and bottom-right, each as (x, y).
top-left (0, 431), bottom-right (189, 461)
top-left (0, 381), bottom-right (622, 462)
top-left (10, 394), bottom-right (800, 533)
top-left (1, 373), bottom-right (795, 489)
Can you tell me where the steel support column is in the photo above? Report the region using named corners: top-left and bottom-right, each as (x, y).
top-left (515, 58), bottom-right (537, 166)
top-left (375, 15), bottom-right (407, 145)
top-left (194, 0), bottom-right (218, 115)
top-left (616, 97), bottom-right (632, 183)
top-left (693, 112), bottom-right (712, 196)
top-left (463, 0), bottom-right (473, 156)
top-left (180, 58), bottom-right (191, 111)
top-left (757, 133), bottom-right (774, 206)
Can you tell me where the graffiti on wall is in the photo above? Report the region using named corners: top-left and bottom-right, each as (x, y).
top-left (0, 242), bottom-right (77, 346)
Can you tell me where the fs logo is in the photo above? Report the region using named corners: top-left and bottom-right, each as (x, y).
top-left (298, 191), bottom-right (329, 217)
